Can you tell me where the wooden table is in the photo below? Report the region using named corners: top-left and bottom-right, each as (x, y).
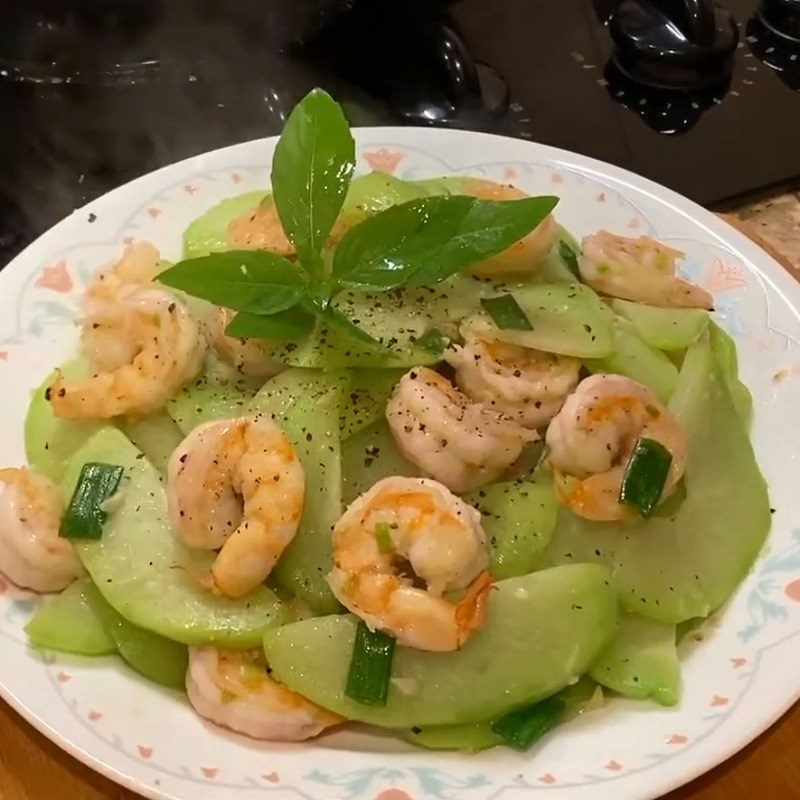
top-left (2, 209), bottom-right (799, 800)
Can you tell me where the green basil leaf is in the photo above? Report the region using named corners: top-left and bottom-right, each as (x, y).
top-left (332, 194), bottom-right (558, 291)
top-left (225, 308), bottom-right (316, 341)
top-left (415, 328), bottom-right (447, 356)
top-left (559, 240), bottom-right (581, 278)
top-left (480, 295), bottom-right (533, 331)
top-left (271, 88), bottom-right (355, 272)
top-left (157, 251), bottom-right (304, 314)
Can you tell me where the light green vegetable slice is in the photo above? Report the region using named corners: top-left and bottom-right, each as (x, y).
top-left (166, 355), bottom-right (263, 435)
top-left (342, 171), bottom-right (431, 220)
top-left (181, 173), bottom-right (426, 262)
top-left (463, 283), bottom-right (614, 358)
top-left (408, 176), bottom-right (470, 196)
top-left (25, 359), bottom-right (103, 482)
top-left (249, 369), bottom-right (344, 614)
top-left (584, 315), bottom-right (678, 403)
top-left (83, 581), bottom-right (188, 690)
top-left (404, 720), bottom-right (503, 751)
top-left (263, 564), bottom-right (617, 727)
top-left (340, 369), bottom-right (403, 440)
top-left (25, 578), bottom-right (115, 655)
top-left (268, 274), bottom-right (486, 369)
top-left (64, 427), bottom-right (288, 646)
top-left (709, 321), bottom-right (752, 425)
top-left (590, 613), bottom-right (680, 706)
top-left (540, 336), bottom-right (770, 623)
top-left (466, 481), bottom-right (557, 579)
top-left (610, 299), bottom-right (709, 351)
top-left (342, 420), bottom-right (419, 505)
top-left (183, 191), bottom-right (269, 259)
top-left (538, 228), bottom-right (581, 284)
top-left (116, 411), bottom-right (183, 473)
top-left (403, 676), bottom-right (600, 751)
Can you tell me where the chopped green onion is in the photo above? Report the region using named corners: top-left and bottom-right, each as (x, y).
top-left (491, 694), bottom-right (566, 750)
top-left (374, 522), bottom-right (394, 553)
top-left (480, 295), bottom-right (532, 331)
top-left (345, 621), bottom-right (396, 706)
top-left (416, 328), bottom-right (447, 356)
top-left (559, 240), bottom-right (581, 277)
top-left (60, 462), bottom-right (124, 540)
top-left (619, 437), bottom-right (672, 518)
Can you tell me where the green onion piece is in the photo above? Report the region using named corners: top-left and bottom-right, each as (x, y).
top-left (559, 240), bottom-right (581, 277)
top-left (491, 695), bottom-right (566, 750)
top-left (60, 462), bottom-right (124, 540)
top-left (619, 437), bottom-right (673, 518)
top-left (480, 295), bottom-right (533, 331)
top-left (374, 522), bottom-right (394, 553)
top-left (345, 621), bottom-right (396, 706)
top-left (416, 328), bottom-right (447, 356)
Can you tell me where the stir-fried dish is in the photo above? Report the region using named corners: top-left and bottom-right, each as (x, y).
top-left (13, 90), bottom-right (769, 752)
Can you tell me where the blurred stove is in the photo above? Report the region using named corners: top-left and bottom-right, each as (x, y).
top-left (1, 0), bottom-right (800, 265)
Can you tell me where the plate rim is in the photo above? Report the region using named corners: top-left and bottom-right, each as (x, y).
top-left (1, 125), bottom-right (798, 800)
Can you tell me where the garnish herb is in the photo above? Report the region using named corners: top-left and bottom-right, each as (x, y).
top-left (416, 329), bottom-right (447, 356)
top-left (480, 295), bottom-right (533, 331)
top-left (331, 194), bottom-right (558, 291)
top-left (60, 462), bottom-right (124, 540)
top-left (225, 308), bottom-right (316, 340)
top-left (270, 87), bottom-right (355, 282)
top-left (491, 694), bottom-right (566, 750)
top-left (559, 240), bottom-right (581, 278)
top-left (157, 87), bottom-right (560, 346)
top-left (157, 250), bottom-right (304, 315)
top-left (374, 522), bottom-right (393, 553)
top-left (345, 621), bottom-right (396, 706)
top-left (619, 437), bottom-right (673, 517)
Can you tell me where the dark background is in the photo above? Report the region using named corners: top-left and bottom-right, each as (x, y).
top-left (1, 0), bottom-right (798, 265)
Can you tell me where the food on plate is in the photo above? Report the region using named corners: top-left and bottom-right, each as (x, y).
top-left (446, 337), bottom-right (580, 429)
top-left (186, 646), bottom-right (341, 740)
top-left (0, 468), bottom-right (81, 592)
top-left (167, 415), bottom-right (305, 597)
top-left (579, 230), bottom-right (714, 309)
top-left (328, 476), bottom-right (491, 651)
top-left (385, 367), bottom-right (536, 492)
top-left (48, 241), bottom-right (206, 419)
top-left (546, 374), bottom-right (687, 521)
top-left (9, 89), bottom-right (768, 752)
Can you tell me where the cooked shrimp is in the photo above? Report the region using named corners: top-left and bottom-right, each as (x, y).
top-left (460, 178), bottom-right (558, 276)
top-left (579, 230), bottom-right (713, 309)
top-left (386, 367), bottom-right (536, 493)
top-left (167, 415), bottom-right (304, 598)
top-left (328, 476), bottom-right (492, 651)
top-left (0, 468), bottom-right (81, 592)
top-left (546, 374), bottom-right (687, 521)
top-left (186, 647), bottom-right (341, 741)
top-left (210, 307), bottom-right (283, 379)
top-left (48, 243), bottom-right (207, 419)
top-left (228, 199), bottom-right (349, 256)
top-left (446, 337), bottom-right (580, 429)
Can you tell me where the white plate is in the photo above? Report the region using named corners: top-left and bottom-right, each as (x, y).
top-left (2, 128), bottom-right (800, 800)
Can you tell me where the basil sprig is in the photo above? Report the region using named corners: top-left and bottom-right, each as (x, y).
top-left (332, 193), bottom-right (558, 291)
top-left (271, 88), bottom-right (355, 284)
top-left (158, 250), bottom-right (304, 315)
top-left (157, 88), bottom-right (560, 345)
